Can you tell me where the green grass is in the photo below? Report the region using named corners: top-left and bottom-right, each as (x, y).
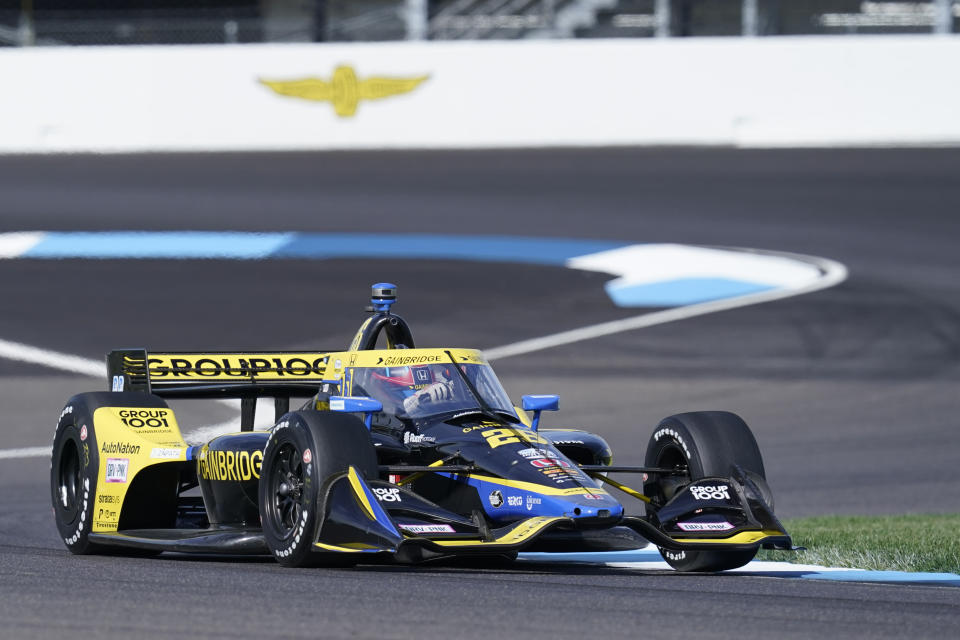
top-left (756, 514), bottom-right (960, 574)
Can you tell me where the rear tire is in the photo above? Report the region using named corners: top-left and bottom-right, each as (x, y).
top-left (644, 411), bottom-right (771, 572)
top-left (259, 411), bottom-right (377, 568)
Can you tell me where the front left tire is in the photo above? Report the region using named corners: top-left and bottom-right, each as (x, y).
top-left (643, 410), bottom-right (773, 572)
top-left (51, 392), bottom-right (168, 555)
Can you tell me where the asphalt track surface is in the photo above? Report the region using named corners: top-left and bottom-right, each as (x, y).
top-left (1, 148), bottom-right (959, 638)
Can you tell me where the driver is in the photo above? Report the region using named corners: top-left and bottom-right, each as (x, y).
top-left (352, 364), bottom-right (457, 416)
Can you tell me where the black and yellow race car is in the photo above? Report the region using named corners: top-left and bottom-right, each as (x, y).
top-left (51, 283), bottom-right (792, 571)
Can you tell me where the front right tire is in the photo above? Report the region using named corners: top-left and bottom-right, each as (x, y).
top-left (259, 410), bottom-right (377, 568)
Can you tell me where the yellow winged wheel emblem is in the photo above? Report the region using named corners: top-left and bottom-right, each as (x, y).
top-left (259, 65), bottom-right (429, 117)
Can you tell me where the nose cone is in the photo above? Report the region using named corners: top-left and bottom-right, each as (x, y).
top-left (562, 493), bottom-right (624, 523)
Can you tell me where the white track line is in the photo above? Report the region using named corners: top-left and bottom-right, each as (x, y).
top-left (0, 338), bottom-right (106, 377)
top-left (0, 446), bottom-right (52, 460)
top-left (486, 253), bottom-right (847, 360)
top-left (0, 252), bottom-right (846, 458)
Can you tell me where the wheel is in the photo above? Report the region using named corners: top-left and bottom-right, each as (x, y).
top-left (643, 411), bottom-right (772, 572)
top-left (259, 410), bottom-right (377, 568)
top-left (50, 392), bottom-right (168, 554)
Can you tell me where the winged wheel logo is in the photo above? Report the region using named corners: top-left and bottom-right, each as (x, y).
top-left (259, 65), bottom-right (429, 117)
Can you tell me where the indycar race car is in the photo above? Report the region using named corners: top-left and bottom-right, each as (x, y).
top-left (51, 283), bottom-right (792, 572)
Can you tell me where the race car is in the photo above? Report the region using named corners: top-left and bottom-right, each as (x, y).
top-left (51, 283), bottom-right (792, 571)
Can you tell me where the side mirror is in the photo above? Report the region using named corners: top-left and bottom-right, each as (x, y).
top-left (521, 394), bottom-right (559, 431)
top-left (330, 396), bottom-right (383, 430)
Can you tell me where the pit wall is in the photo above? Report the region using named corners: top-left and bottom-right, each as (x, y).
top-left (2, 36), bottom-right (958, 152)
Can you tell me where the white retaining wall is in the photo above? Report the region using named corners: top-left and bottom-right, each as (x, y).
top-left (1, 36), bottom-right (959, 152)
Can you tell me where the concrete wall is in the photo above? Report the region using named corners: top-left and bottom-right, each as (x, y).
top-left (1, 36), bottom-right (958, 152)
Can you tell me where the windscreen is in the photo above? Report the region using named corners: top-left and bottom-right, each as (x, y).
top-left (348, 362), bottom-right (514, 420)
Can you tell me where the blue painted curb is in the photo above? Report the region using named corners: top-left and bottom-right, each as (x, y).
top-left (517, 550), bottom-right (960, 586)
top-left (22, 231), bottom-right (626, 266)
top-left (5, 231), bottom-right (796, 308)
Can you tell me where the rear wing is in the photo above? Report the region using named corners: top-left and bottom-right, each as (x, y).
top-left (107, 349), bottom-right (339, 430)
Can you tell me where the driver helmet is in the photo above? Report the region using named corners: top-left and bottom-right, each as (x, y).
top-left (369, 365), bottom-right (436, 391)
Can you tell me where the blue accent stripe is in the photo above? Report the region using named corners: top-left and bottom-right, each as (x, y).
top-left (606, 278), bottom-right (775, 307)
top-left (25, 232), bottom-right (294, 259)
top-left (520, 549), bottom-right (662, 563)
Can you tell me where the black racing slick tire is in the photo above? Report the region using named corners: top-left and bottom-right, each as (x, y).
top-left (643, 411), bottom-right (772, 573)
top-left (50, 392), bottom-right (168, 555)
top-left (259, 411), bottom-right (378, 568)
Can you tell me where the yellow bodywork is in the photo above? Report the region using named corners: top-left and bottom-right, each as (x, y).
top-left (427, 516), bottom-right (566, 548)
top-left (90, 406), bottom-right (188, 533)
top-left (144, 348), bottom-right (487, 386)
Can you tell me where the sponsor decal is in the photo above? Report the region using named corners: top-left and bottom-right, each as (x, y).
top-left (507, 495), bottom-right (523, 507)
top-left (259, 65), bottom-right (429, 118)
top-left (97, 494), bottom-right (118, 505)
top-left (148, 355), bottom-right (326, 379)
top-left (517, 447), bottom-right (559, 460)
top-left (461, 421), bottom-right (501, 434)
top-left (198, 449), bottom-right (263, 482)
top-left (276, 509), bottom-right (309, 559)
top-left (525, 495), bottom-right (542, 510)
top-left (82, 443), bottom-right (90, 468)
top-left (373, 487), bottom-right (401, 502)
top-left (552, 440), bottom-right (584, 445)
top-left (677, 521), bottom-right (735, 532)
top-left (540, 468), bottom-right (578, 484)
top-left (64, 478), bottom-right (90, 546)
top-left (105, 458), bottom-right (129, 483)
top-left (403, 432), bottom-right (435, 446)
top-left (653, 427), bottom-right (691, 459)
top-left (689, 485), bottom-right (731, 501)
top-left (376, 354), bottom-right (442, 366)
top-left (59, 406), bottom-right (74, 422)
top-left (539, 466), bottom-right (580, 478)
top-left (489, 490), bottom-right (504, 508)
top-left (97, 506), bottom-right (119, 523)
top-left (150, 447), bottom-right (181, 460)
top-left (79, 424), bottom-right (87, 441)
top-left (302, 448), bottom-right (313, 465)
top-left (530, 458), bottom-right (573, 469)
top-left (399, 523), bottom-right (455, 534)
top-left (583, 493), bottom-right (604, 500)
top-left (116, 409), bottom-right (174, 432)
top-left (111, 375), bottom-right (124, 392)
top-left (100, 441), bottom-right (141, 455)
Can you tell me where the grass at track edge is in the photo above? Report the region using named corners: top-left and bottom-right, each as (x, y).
top-left (757, 514), bottom-right (960, 574)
